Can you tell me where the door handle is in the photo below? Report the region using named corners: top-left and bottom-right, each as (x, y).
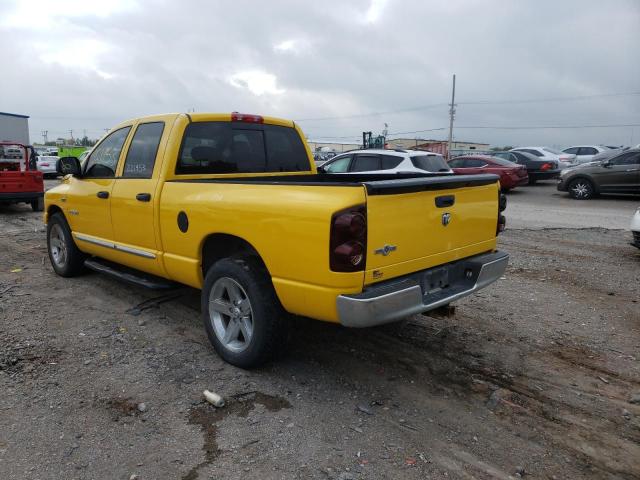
top-left (97, 191), bottom-right (109, 199)
top-left (136, 193), bottom-right (151, 202)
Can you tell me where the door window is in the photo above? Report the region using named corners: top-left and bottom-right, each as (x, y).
top-left (465, 159), bottom-right (488, 168)
top-left (324, 156), bottom-right (351, 173)
top-left (610, 152), bottom-right (640, 165)
top-left (520, 149), bottom-right (543, 157)
top-left (448, 158), bottom-right (466, 168)
top-left (578, 147), bottom-right (598, 155)
top-left (563, 147), bottom-right (579, 155)
top-left (351, 155), bottom-right (380, 171)
top-left (122, 122), bottom-right (165, 178)
top-left (84, 127), bottom-right (131, 178)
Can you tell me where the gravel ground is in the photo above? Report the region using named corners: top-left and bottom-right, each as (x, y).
top-left (1, 188), bottom-right (639, 480)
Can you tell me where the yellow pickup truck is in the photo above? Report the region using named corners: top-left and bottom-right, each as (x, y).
top-left (45, 112), bottom-right (508, 367)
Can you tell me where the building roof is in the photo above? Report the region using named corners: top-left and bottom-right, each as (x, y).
top-left (0, 112), bottom-right (29, 119)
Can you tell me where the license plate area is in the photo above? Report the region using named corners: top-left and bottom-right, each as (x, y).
top-left (423, 266), bottom-right (450, 294)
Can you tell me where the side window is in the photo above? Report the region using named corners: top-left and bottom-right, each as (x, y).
top-left (466, 159), bottom-right (487, 168)
top-left (448, 159), bottom-right (466, 168)
top-left (324, 156), bottom-right (351, 173)
top-left (380, 154), bottom-right (403, 170)
top-left (351, 155), bottom-right (380, 172)
top-left (579, 147), bottom-right (597, 155)
top-left (521, 149), bottom-right (542, 157)
top-left (84, 127), bottom-right (131, 178)
top-left (611, 152), bottom-right (640, 165)
top-left (564, 147), bottom-right (579, 155)
top-left (122, 122), bottom-right (164, 178)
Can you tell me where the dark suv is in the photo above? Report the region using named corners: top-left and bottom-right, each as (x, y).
top-left (557, 149), bottom-right (640, 199)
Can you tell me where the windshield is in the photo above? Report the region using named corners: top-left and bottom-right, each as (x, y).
top-left (410, 154), bottom-right (450, 172)
top-left (543, 147), bottom-right (562, 154)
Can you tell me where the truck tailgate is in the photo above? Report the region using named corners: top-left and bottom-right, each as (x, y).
top-left (363, 174), bottom-right (499, 285)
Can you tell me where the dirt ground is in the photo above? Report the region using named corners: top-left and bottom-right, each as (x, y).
top-left (1, 197), bottom-right (639, 479)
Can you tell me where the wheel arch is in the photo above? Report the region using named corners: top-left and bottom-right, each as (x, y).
top-left (201, 233), bottom-right (269, 278)
top-left (46, 204), bottom-right (64, 223)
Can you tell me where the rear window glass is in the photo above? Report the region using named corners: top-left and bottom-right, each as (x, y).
top-left (176, 122), bottom-right (310, 174)
top-left (411, 154), bottom-right (449, 172)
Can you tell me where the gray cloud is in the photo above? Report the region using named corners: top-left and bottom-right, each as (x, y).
top-left (1, 0), bottom-right (638, 147)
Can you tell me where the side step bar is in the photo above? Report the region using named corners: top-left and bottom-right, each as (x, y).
top-left (84, 258), bottom-right (178, 290)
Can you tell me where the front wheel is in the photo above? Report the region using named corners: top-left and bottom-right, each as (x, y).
top-left (47, 213), bottom-right (86, 277)
top-left (31, 197), bottom-right (44, 211)
top-left (201, 257), bottom-right (288, 368)
top-left (568, 178), bottom-right (594, 200)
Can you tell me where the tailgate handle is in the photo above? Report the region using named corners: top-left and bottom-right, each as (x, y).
top-left (435, 195), bottom-right (455, 208)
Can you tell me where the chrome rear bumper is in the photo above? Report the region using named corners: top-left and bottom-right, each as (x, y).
top-left (337, 251), bottom-right (509, 328)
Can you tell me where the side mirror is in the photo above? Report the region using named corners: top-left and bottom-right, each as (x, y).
top-left (317, 165), bottom-right (326, 173)
top-left (57, 156), bottom-right (82, 176)
top-left (602, 160), bottom-right (612, 168)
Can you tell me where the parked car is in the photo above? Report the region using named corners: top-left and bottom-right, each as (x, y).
top-left (562, 145), bottom-right (611, 164)
top-left (557, 148), bottom-right (640, 199)
top-left (46, 148), bottom-right (59, 156)
top-left (511, 146), bottom-right (576, 169)
top-left (319, 149), bottom-right (452, 174)
top-left (631, 206), bottom-right (640, 248)
top-left (0, 142), bottom-right (44, 211)
top-left (491, 150), bottom-right (561, 184)
top-left (36, 155), bottom-right (59, 178)
top-left (447, 155), bottom-right (528, 191)
top-left (44, 112), bottom-right (508, 368)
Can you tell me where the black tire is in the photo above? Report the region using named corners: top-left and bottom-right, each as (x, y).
top-left (47, 213), bottom-right (86, 277)
top-left (31, 197), bottom-right (44, 212)
top-left (568, 178), bottom-right (595, 200)
top-left (528, 177), bottom-right (537, 185)
top-left (201, 256), bottom-right (288, 368)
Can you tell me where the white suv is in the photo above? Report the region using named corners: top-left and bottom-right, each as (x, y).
top-left (319, 149), bottom-right (452, 174)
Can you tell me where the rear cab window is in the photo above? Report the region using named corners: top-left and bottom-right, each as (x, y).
top-left (176, 122), bottom-right (310, 174)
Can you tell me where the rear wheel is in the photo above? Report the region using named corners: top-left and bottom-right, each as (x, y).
top-left (568, 178), bottom-right (594, 200)
top-left (31, 197), bottom-right (44, 212)
top-left (201, 257), bottom-right (288, 368)
top-left (47, 213), bottom-right (86, 277)
top-left (528, 177), bottom-right (537, 185)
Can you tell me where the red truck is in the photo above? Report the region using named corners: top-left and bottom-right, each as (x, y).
top-left (0, 142), bottom-right (44, 211)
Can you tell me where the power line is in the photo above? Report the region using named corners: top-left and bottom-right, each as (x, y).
top-left (454, 123), bottom-right (640, 130)
top-left (296, 91), bottom-right (640, 123)
top-left (459, 91), bottom-right (640, 106)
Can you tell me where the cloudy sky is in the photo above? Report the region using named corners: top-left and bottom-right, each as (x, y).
top-left (1, 0), bottom-right (639, 148)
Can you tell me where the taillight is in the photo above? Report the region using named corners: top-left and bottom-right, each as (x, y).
top-left (330, 205), bottom-right (367, 272)
top-left (497, 193), bottom-right (507, 235)
top-left (231, 112), bottom-right (264, 123)
top-left (540, 162), bottom-right (552, 171)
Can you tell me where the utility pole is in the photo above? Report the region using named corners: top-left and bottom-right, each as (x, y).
top-left (447, 74), bottom-right (456, 160)
top-left (41, 130), bottom-right (48, 144)
top-left (69, 130), bottom-right (74, 144)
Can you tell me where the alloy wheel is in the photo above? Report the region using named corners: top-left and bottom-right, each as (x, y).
top-left (208, 277), bottom-right (254, 353)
